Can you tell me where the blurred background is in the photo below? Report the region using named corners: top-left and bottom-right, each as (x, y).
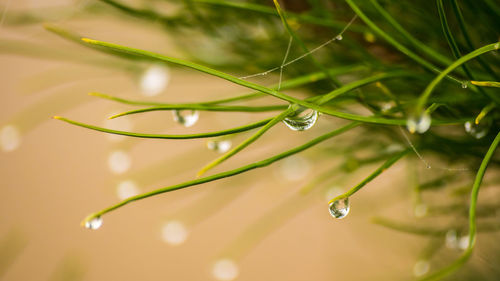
top-left (1, 0), bottom-right (500, 280)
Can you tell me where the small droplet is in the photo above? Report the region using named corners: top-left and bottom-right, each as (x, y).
top-left (85, 217), bottom-right (103, 230)
top-left (116, 180), bottom-right (140, 200)
top-left (161, 221), bottom-right (188, 246)
top-left (464, 120), bottom-right (490, 139)
top-left (283, 105), bottom-right (318, 131)
top-left (328, 197), bottom-right (350, 219)
top-left (445, 229), bottom-right (458, 249)
top-left (207, 139), bottom-right (232, 153)
top-left (414, 203), bottom-right (428, 218)
top-left (413, 260), bottom-right (430, 277)
top-left (458, 235), bottom-right (469, 250)
top-left (277, 155), bottom-right (311, 181)
top-left (461, 81), bottom-right (468, 88)
top-left (406, 113), bottom-right (431, 134)
top-left (108, 150), bottom-right (131, 174)
top-left (140, 65), bottom-right (170, 97)
top-left (380, 102), bottom-right (395, 113)
top-left (1, 125), bottom-right (21, 152)
top-left (212, 259), bottom-right (239, 281)
top-left (173, 110), bottom-right (199, 127)
top-left (335, 34), bottom-right (343, 41)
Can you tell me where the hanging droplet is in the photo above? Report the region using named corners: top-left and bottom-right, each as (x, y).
top-left (85, 217), bottom-right (103, 230)
top-left (140, 64), bottom-right (170, 97)
top-left (283, 105), bottom-right (318, 131)
top-left (413, 260), bottom-right (430, 277)
top-left (277, 155), bottom-right (311, 181)
top-left (212, 259), bottom-right (239, 281)
top-left (1, 125), bottom-right (21, 152)
top-left (207, 139), bottom-right (232, 153)
top-left (380, 101), bottom-right (395, 113)
top-left (414, 203), bottom-right (428, 218)
top-left (328, 197), bottom-right (350, 219)
top-left (108, 150), bottom-right (131, 174)
top-left (461, 81), bottom-right (468, 89)
top-left (445, 229), bottom-right (458, 249)
top-left (335, 34), bottom-right (343, 41)
top-left (464, 120), bottom-right (490, 139)
top-left (116, 180), bottom-right (140, 200)
top-left (161, 221), bottom-right (188, 246)
top-left (406, 112), bottom-right (431, 134)
top-left (173, 110), bottom-right (199, 127)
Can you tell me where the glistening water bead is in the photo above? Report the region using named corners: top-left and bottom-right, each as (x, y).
top-left (464, 120), bottom-right (490, 139)
top-left (85, 217), bottom-right (103, 230)
top-left (328, 197), bottom-right (350, 219)
top-left (406, 112), bottom-right (431, 134)
top-left (283, 106), bottom-right (319, 131)
top-left (207, 139), bottom-right (232, 153)
top-left (173, 110), bottom-right (199, 127)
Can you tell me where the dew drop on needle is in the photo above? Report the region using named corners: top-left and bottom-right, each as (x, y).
top-left (283, 105), bottom-right (318, 131)
top-left (406, 112), bottom-right (431, 134)
top-left (173, 110), bottom-right (199, 127)
top-left (85, 217), bottom-right (103, 230)
top-left (329, 197), bottom-right (350, 219)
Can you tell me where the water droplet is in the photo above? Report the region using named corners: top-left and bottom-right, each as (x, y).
top-left (277, 155), bottom-right (311, 181)
top-left (283, 105), bottom-right (318, 131)
top-left (335, 34), bottom-right (343, 41)
top-left (413, 260), bottom-right (430, 277)
top-left (461, 81), bottom-right (468, 88)
top-left (161, 221), bottom-right (188, 246)
top-left (103, 113), bottom-right (132, 142)
top-left (458, 235), bottom-right (469, 250)
top-left (464, 120), bottom-right (490, 139)
top-left (116, 180), bottom-right (140, 200)
top-left (140, 65), bottom-right (170, 97)
top-left (85, 217), bottom-right (103, 230)
top-left (406, 112), bottom-right (431, 134)
top-left (212, 259), bottom-right (239, 281)
top-left (414, 203), bottom-right (428, 218)
top-left (173, 110), bottom-right (199, 127)
top-left (445, 229), bottom-right (458, 249)
top-left (108, 150), bottom-right (131, 174)
top-left (1, 125), bottom-right (21, 152)
top-left (328, 197), bottom-right (350, 219)
top-left (380, 102), bottom-right (395, 113)
top-left (207, 139), bottom-right (232, 153)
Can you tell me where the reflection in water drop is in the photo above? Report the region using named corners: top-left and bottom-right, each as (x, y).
top-left (278, 155), bottom-right (311, 181)
top-left (103, 114), bottom-right (132, 142)
top-left (464, 121), bottom-right (490, 139)
top-left (283, 106), bottom-right (318, 131)
top-left (212, 259), bottom-right (239, 281)
top-left (406, 113), bottom-right (431, 134)
top-left (335, 34), bottom-right (343, 41)
top-left (116, 180), bottom-right (140, 200)
top-left (140, 65), bottom-right (170, 97)
top-left (413, 260), bottom-right (430, 277)
top-left (461, 81), bottom-right (468, 89)
top-left (329, 197), bottom-right (350, 219)
top-left (161, 221), bottom-right (188, 246)
top-left (108, 150), bottom-right (131, 174)
top-left (1, 125), bottom-right (21, 152)
top-left (85, 217), bottom-right (103, 230)
top-left (414, 203), bottom-right (428, 218)
top-left (207, 139), bottom-right (232, 153)
top-left (173, 110), bottom-right (199, 127)
top-left (445, 229), bottom-right (458, 249)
